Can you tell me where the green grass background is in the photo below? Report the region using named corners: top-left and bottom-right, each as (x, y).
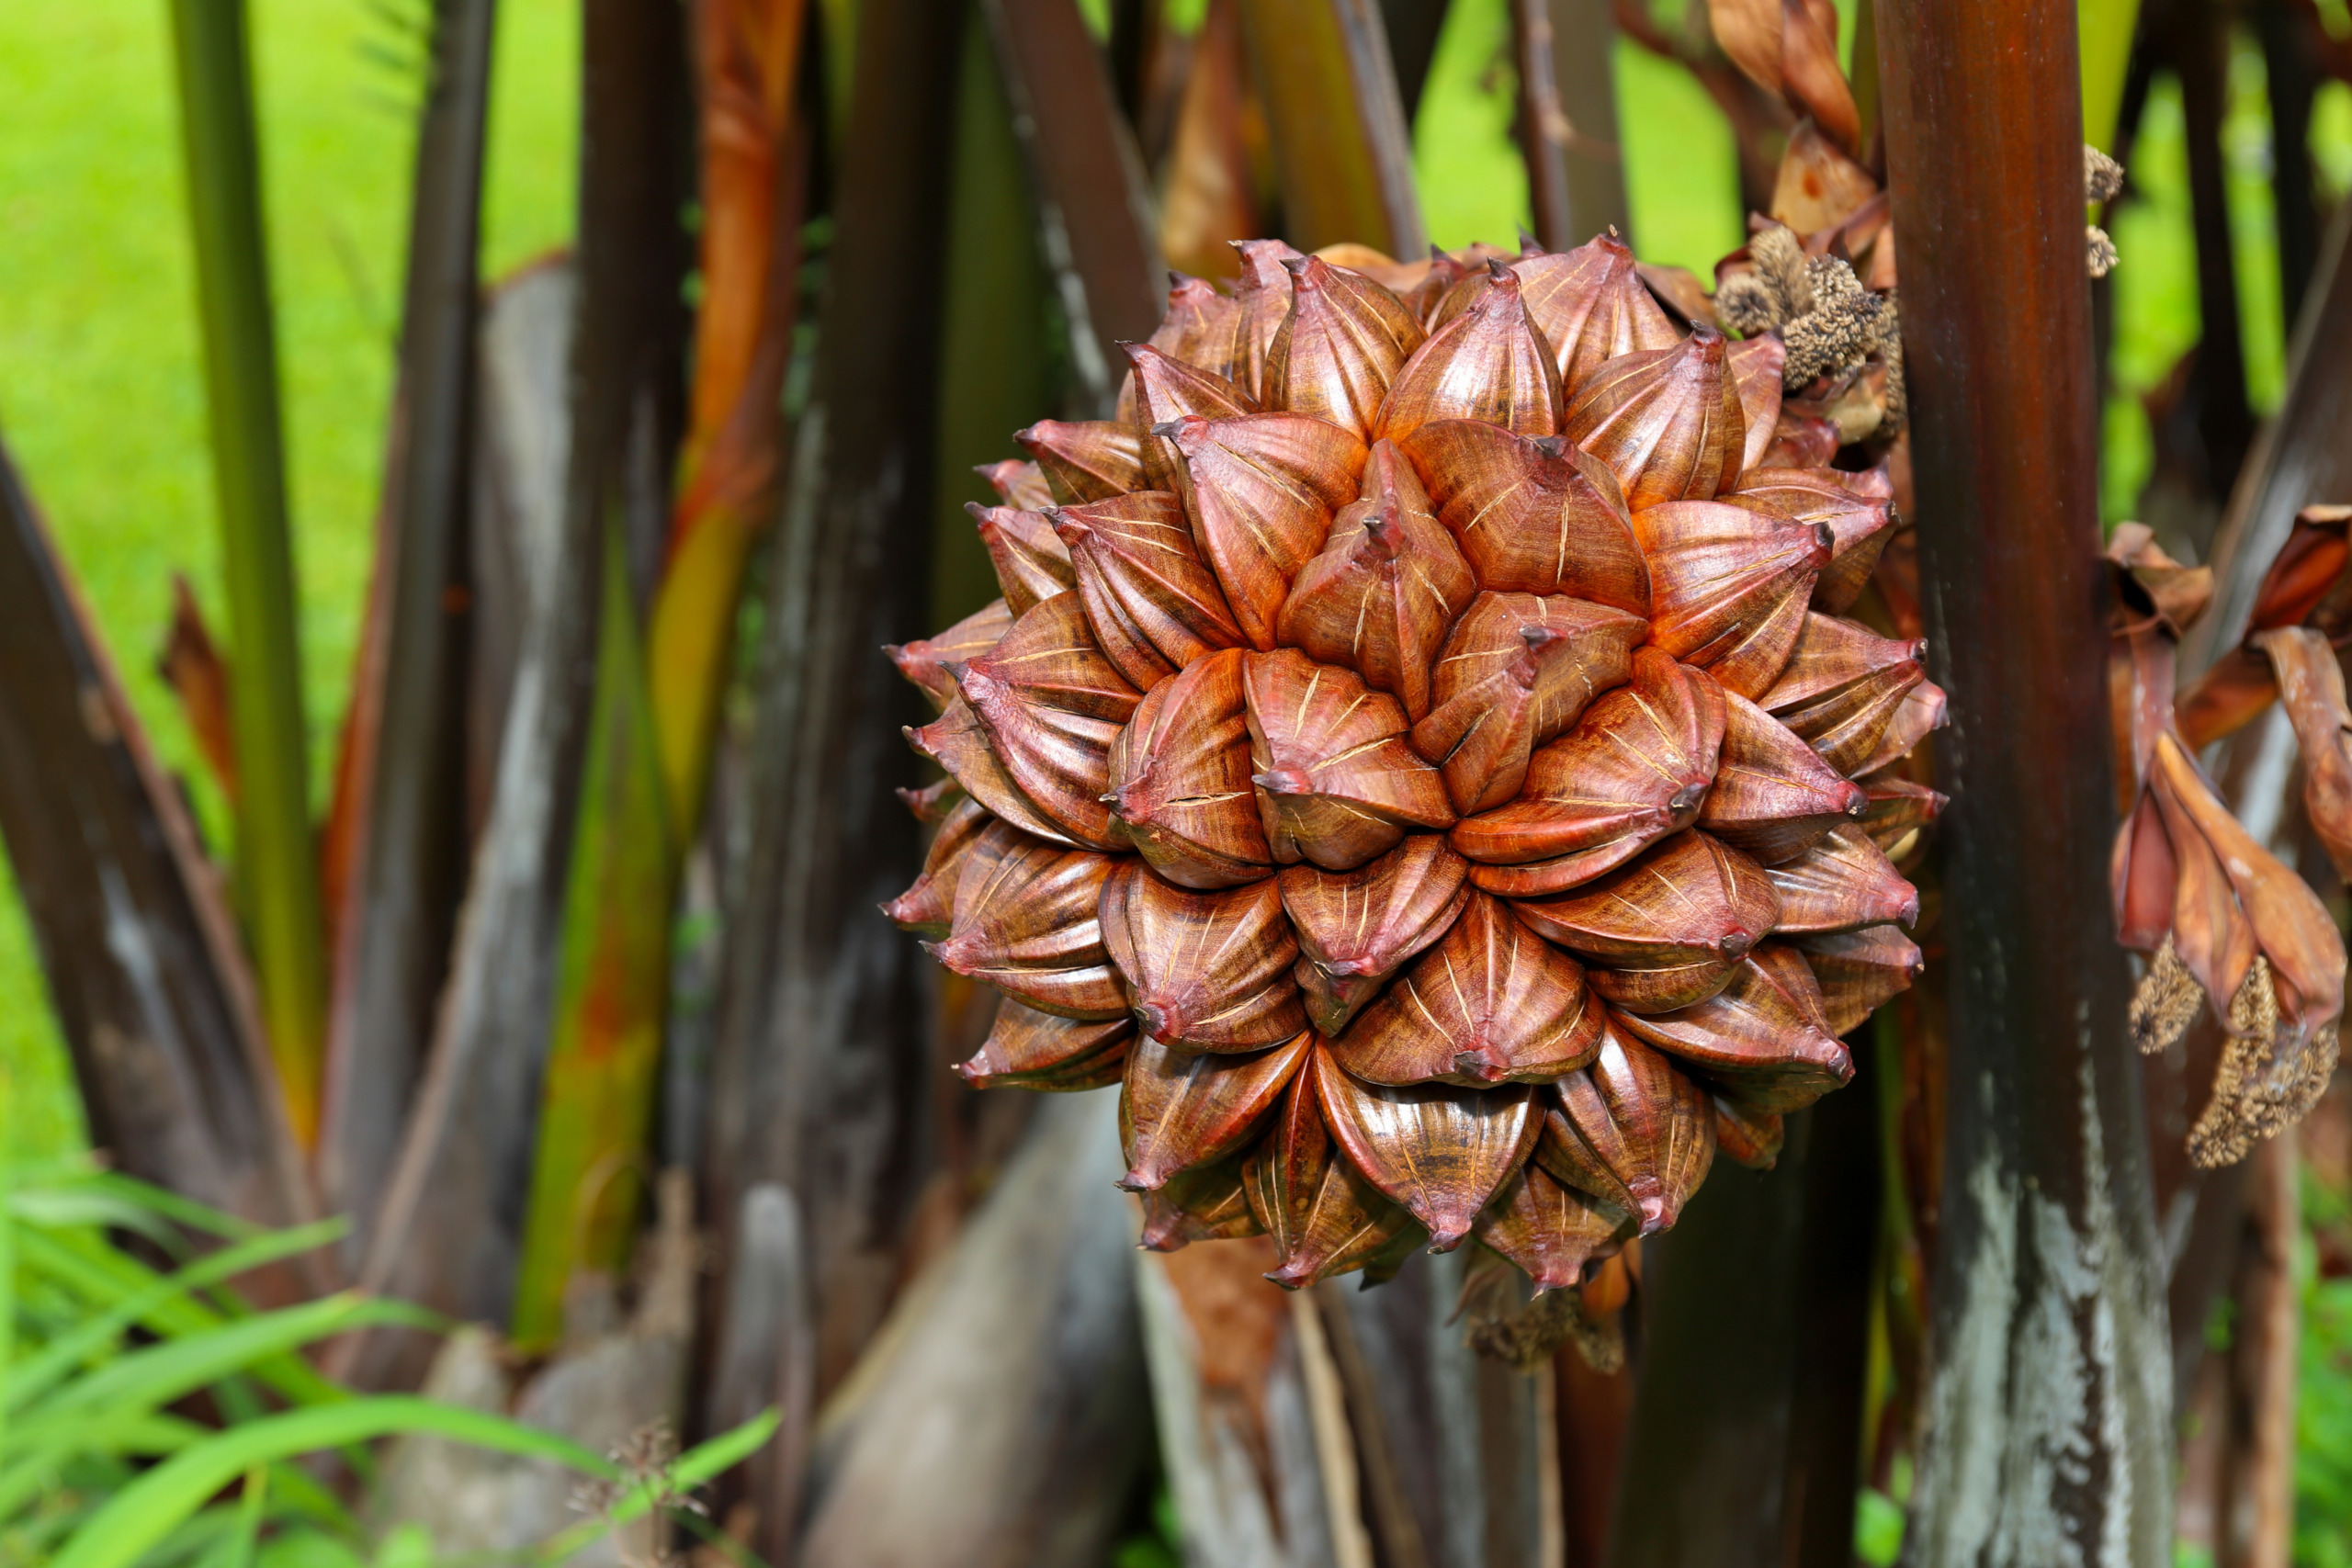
top-left (4, 4), bottom-right (2352, 1556)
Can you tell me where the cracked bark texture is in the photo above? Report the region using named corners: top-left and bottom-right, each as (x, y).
top-left (1877, 3), bottom-right (2174, 1562)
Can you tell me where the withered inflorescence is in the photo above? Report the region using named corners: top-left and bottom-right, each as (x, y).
top-left (887, 231), bottom-right (1940, 1297)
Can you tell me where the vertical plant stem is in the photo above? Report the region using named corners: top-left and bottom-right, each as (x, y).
top-left (1877, 0), bottom-right (2176, 1557)
top-left (1237, 0), bottom-right (1427, 257)
top-left (168, 0), bottom-right (328, 1147)
top-left (1541, 0), bottom-right (1633, 244)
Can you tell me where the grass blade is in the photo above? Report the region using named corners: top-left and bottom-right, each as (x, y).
top-left (167, 0), bottom-right (331, 1146)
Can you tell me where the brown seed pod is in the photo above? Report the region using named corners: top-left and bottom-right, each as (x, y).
top-left (1375, 262), bottom-right (1565, 444)
top-left (1279, 835), bottom-right (1473, 1035)
top-left (1632, 500), bottom-right (1831, 698)
top-left (977, 457), bottom-right (1056, 511)
top-left (1561, 325), bottom-right (1747, 509)
top-left (904, 697), bottom-right (1082, 847)
top-left (1513, 830), bottom-right (1780, 1012)
top-left (1137, 1153), bottom-right (1265, 1250)
top-left (887, 598), bottom-right (1013, 713)
top-left (1101, 861), bottom-right (1308, 1051)
top-left (1104, 649), bottom-right (1272, 889)
top-left (1726, 334), bottom-right (1786, 471)
top-left (1797, 924), bottom-right (1927, 1033)
top-left (1244, 649), bottom-right (1456, 870)
top-left (1402, 245), bottom-right (1470, 328)
top-left (1758, 613), bottom-right (1928, 775)
top-left (1275, 441), bottom-right (1476, 722)
top-left (1332, 891), bottom-right (1606, 1085)
top-left (925, 835), bottom-right (1128, 1020)
top-left (1549, 1015), bottom-right (1715, 1234)
top-left (882, 795), bottom-right (1007, 936)
top-left (956, 597), bottom-right (1133, 852)
top-left (1471, 1163), bottom-right (1633, 1294)
top-left (1164, 412), bottom-right (1369, 650)
top-left (1697, 692), bottom-right (1870, 863)
top-left (1263, 254), bottom-right (1428, 437)
top-left (1228, 239), bottom-right (1306, 401)
top-left (1453, 649), bottom-right (1725, 896)
top-left (1397, 419), bottom-right (1650, 614)
top-left (1711, 1094), bottom-right (1785, 1169)
top-left (1765, 824), bottom-right (1919, 934)
top-left (1532, 1086), bottom-right (1631, 1211)
top-left (955, 1000), bottom-right (1134, 1090)
top-left (895, 776), bottom-right (962, 823)
top-left (967, 502), bottom-right (1076, 615)
top-left (1310, 1045), bottom-right (1541, 1250)
top-left (1120, 1028), bottom-right (1311, 1190)
top-left (1116, 272), bottom-right (1246, 424)
top-left (1126, 342), bottom-right (1260, 490)
top-left (1053, 490), bottom-right (1245, 688)
top-left (1016, 418), bottom-right (1148, 502)
top-left (1616, 944), bottom-right (1854, 1111)
top-left (1724, 465), bottom-right (1897, 615)
top-left (1245, 1066), bottom-right (1420, 1288)
top-left (1410, 592), bottom-right (1651, 816)
top-left (1515, 231), bottom-right (1683, 398)
top-left (1847, 681), bottom-right (1949, 778)
top-left (1857, 771), bottom-right (1949, 856)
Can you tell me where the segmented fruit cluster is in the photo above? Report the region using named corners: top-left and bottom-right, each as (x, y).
top-left (886, 232), bottom-right (1942, 1292)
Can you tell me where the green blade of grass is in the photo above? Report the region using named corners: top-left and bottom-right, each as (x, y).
top-left (168, 0), bottom-right (330, 1145)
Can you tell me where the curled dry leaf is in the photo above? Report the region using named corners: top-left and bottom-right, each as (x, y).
top-left (887, 598), bottom-right (1012, 713)
top-left (1246, 1064), bottom-right (1420, 1288)
top-left (1562, 327), bottom-right (1748, 510)
top-left (1263, 254), bottom-right (1427, 437)
top-left (2103, 520), bottom-right (2214, 637)
top-left (1138, 1155), bottom-right (1264, 1250)
top-left (1779, 3), bottom-right (1860, 154)
top-left (1244, 649), bottom-right (1455, 869)
top-left (1515, 232), bottom-right (1683, 398)
top-left (1100, 861), bottom-right (1307, 1051)
top-left (926, 834), bottom-right (1128, 1019)
top-left (882, 795), bottom-right (1004, 935)
top-left (1104, 648), bottom-right (1272, 889)
top-left (1054, 490), bottom-right (1245, 688)
top-left (906, 696), bottom-right (1085, 846)
top-left (1633, 500), bottom-right (1831, 697)
top-left (1279, 834), bottom-right (1472, 1035)
top-left (1513, 830), bottom-right (1780, 1012)
top-left (1758, 612), bottom-right (1928, 774)
top-left (1708, 0), bottom-right (1785, 94)
top-left (1375, 263), bottom-right (1565, 443)
top-left (1770, 120), bottom-right (1879, 236)
top-left (1724, 465), bottom-right (1896, 615)
top-left (1797, 924), bottom-right (1924, 1034)
top-left (1472, 1163), bottom-right (1632, 1294)
top-left (1275, 440), bottom-right (1476, 722)
top-left (1017, 418), bottom-right (1148, 502)
top-left (1616, 944), bottom-right (1854, 1111)
top-left (1227, 239), bottom-right (1306, 401)
top-left (1550, 1015), bottom-right (1715, 1234)
top-left (1453, 648), bottom-right (1726, 896)
top-left (1121, 1028), bottom-right (1312, 1190)
top-left (1712, 1094), bottom-right (1785, 1169)
top-left (1697, 691), bottom-right (1870, 863)
top-left (1410, 592), bottom-right (1651, 816)
top-left (1331, 891), bottom-right (1605, 1085)
top-left (2254, 626), bottom-right (2352, 880)
top-left (1397, 419), bottom-right (1650, 614)
top-left (968, 502), bottom-right (1076, 615)
top-left (1765, 823), bottom-right (1918, 933)
top-left (956, 1000), bottom-right (1134, 1090)
top-left (1164, 412), bottom-right (1368, 649)
top-left (1310, 1045), bottom-right (1540, 1250)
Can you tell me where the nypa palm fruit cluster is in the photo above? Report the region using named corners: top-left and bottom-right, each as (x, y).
top-left (886, 230), bottom-right (1941, 1295)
